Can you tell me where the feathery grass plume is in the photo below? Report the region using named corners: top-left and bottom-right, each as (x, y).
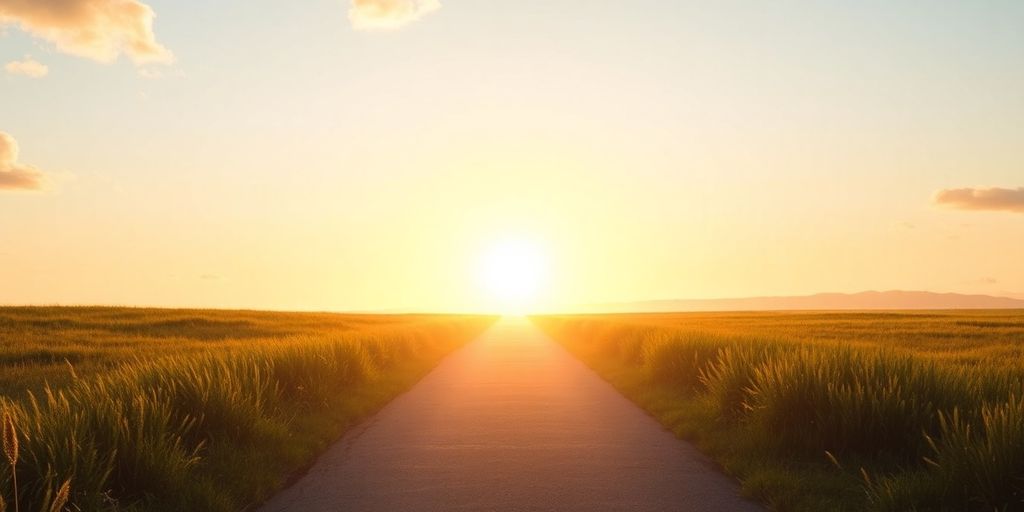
top-left (46, 479), bottom-right (70, 512)
top-left (2, 410), bottom-right (16, 467)
top-left (63, 359), bottom-right (78, 381)
top-left (2, 408), bottom-right (17, 512)
top-left (824, 450), bottom-right (843, 471)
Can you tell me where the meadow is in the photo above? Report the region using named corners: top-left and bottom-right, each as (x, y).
top-left (0, 307), bottom-right (493, 511)
top-left (534, 311), bottom-right (1024, 511)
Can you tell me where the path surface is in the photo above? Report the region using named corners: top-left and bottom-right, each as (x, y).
top-left (258, 318), bottom-right (762, 512)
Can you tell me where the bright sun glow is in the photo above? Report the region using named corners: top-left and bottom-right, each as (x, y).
top-left (477, 236), bottom-right (550, 314)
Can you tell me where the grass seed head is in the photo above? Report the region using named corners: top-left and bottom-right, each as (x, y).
top-left (48, 479), bottom-right (71, 512)
top-left (2, 410), bottom-right (17, 467)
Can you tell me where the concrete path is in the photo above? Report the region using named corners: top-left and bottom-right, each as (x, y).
top-left (258, 318), bottom-right (762, 512)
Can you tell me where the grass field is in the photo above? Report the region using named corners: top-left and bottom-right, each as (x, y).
top-left (534, 311), bottom-right (1024, 511)
top-left (0, 307), bottom-right (494, 511)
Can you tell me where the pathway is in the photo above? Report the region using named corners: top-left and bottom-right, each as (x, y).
top-left (258, 318), bottom-right (761, 512)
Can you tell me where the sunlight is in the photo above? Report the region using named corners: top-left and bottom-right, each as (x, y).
top-left (476, 236), bottom-right (549, 314)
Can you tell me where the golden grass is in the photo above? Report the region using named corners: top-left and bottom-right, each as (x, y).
top-left (0, 307), bottom-right (494, 511)
top-left (535, 310), bottom-right (1024, 511)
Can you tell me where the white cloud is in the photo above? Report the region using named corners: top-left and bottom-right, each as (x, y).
top-left (0, 132), bottom-right (46, 191)
top-left (4, 56), bottom-right (48, 77)
top-left (349, 0), bottom-right (440, 31)
top-left (0, 0), bottom-right (172, 64)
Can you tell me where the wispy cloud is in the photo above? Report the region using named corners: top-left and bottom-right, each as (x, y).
top-left (0, 0), bottom-right (172, 64)
top-left (349, 0), bottom-right (440, 31)
top-left (934, 187), bottom-right (1024, 213)
top-left (0, 132), bottom-right (46, 191)
top-left (4, 56), bottom-right (48, 77)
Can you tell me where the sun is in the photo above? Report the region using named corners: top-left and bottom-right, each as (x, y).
top-left (476, 236), bottom-right (549, 314)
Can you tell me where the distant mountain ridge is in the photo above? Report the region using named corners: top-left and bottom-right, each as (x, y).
top-left (592, 291), bottom-right (1024, 313)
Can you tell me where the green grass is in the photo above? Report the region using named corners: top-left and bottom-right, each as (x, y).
top-left (0, 307), bottom-right (494, 511)
top-left (533, 311), bottom-right (1024, 511)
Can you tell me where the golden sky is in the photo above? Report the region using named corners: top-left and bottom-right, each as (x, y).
top-left (1, 0), bottom-right (1023, 312)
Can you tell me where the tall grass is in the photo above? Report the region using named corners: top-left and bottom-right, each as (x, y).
top-left (0, 308), bottom-right (493, 511)
top-left (2, 407), bottom-right (70, 512)
top-left (0, 307), bottom-right (462, 396)
top-left (535, 312), bottom-right (1024, 511)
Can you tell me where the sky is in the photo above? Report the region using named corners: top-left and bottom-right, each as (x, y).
top-left (1, 0), bottom-right (1023, 313)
